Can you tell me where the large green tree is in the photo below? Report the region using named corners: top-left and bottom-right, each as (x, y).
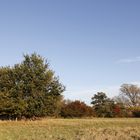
top-left (0, 53), bottom-right (65, 119)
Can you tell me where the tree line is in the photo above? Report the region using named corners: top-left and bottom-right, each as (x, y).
top-left (0, 53), bottom-right (139, 120)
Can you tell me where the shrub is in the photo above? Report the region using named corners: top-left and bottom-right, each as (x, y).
top-left (61, 100), bottom-right (94, 118)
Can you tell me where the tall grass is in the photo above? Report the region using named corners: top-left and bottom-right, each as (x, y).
top-left (0, 118), bottom-right (140, 140)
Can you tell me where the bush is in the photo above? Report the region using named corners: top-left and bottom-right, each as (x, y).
top-left (130, 107), bottom-right (140, 118)
top-left (113, 103), bottom-right (129, 117)
top-left (61, 100), bottom-right (94, 118)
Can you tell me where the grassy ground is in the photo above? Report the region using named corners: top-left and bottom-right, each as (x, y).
top-left (0, 118), bottom-right (140, 140)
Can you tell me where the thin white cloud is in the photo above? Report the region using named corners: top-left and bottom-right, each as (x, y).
top-left (117, 56), bottom-right (140, 64)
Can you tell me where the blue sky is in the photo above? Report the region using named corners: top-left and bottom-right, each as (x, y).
top-left (0, 0), bottom-right (140, 104)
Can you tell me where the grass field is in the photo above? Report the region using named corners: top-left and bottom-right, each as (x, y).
top-left (0, 118), bottom-right (140, 140)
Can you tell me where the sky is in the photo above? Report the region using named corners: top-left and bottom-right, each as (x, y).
top-left (0, 0), bottom-right (140, 104)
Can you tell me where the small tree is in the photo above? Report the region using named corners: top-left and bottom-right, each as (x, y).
top-left (91, 92), bottom-right (115, 117)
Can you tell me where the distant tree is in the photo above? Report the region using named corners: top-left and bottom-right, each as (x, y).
top-left (91, 92), bottom-right (115, 117)
top-left (0, 53), bottom-right (65, 119)
top-left (61, 100), bottom-right (94, 118)
top-left (120, 84), bottom-right (140, 107)
top-left (91, 92), bottom-right (108, 106)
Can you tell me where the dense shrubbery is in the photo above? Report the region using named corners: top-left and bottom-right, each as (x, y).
top-left (133, 110), bottom-right (140, 118)
top-left (61, 100), bottom-right (94, 118)
top-left (129, 107), bottom-right (140, 118)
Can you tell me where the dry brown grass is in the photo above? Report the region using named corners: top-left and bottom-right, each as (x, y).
top-left (0, 118), bottom-right (140, 140)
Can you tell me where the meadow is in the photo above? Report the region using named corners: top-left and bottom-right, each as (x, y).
top-left (0, 118), bottom-right (140, 140)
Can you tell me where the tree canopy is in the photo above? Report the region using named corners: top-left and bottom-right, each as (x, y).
top-left (0, 53), bottom-right (65, 119)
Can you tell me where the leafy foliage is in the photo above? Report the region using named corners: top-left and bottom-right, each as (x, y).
top-left (0, 53), bottom-right (65, 119)
top-left (91, 92), bottom-right (113, 117)
top-left (91, 92), bottom-right (128, 117)
top-left (61, 100), bottom-right (94, 118)
top-left (129, 106), bottom-right (140, 118)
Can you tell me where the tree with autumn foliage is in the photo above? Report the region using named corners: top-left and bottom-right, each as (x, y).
top-left (61, 100), bottom-right (94, 118)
